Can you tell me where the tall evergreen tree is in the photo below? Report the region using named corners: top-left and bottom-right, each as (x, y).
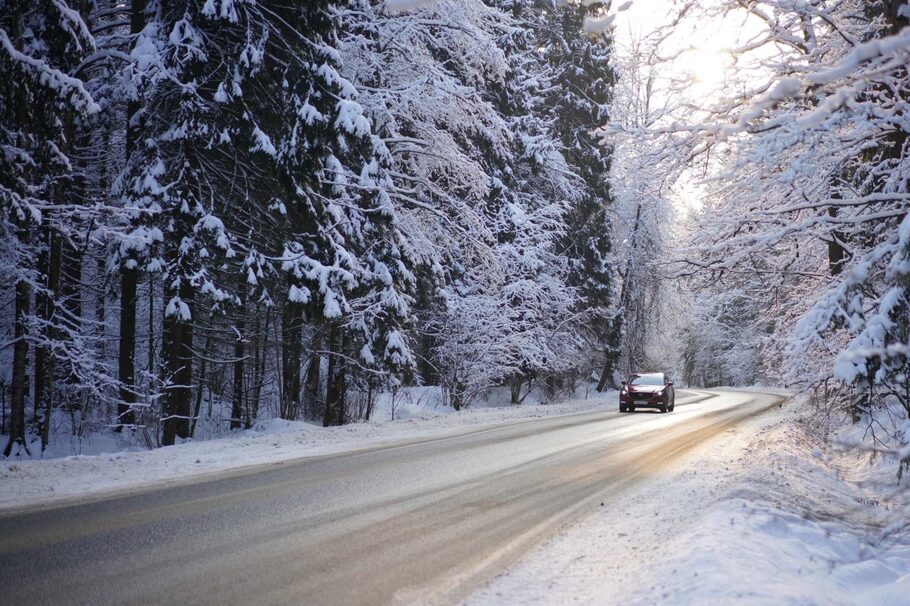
top-left (493, 0), bottom-right (618, 390)
top-left (265, 2), bottom-right (415, 425)
top-left (118, 0), bottom-right (246, 445)
top-left (1, 0), bottom-right (99, 455)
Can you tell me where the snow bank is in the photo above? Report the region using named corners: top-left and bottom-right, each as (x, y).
top-left (637, 419), bottom-right (910, 605)
top-left (467, 399), bottom-right (910, 605)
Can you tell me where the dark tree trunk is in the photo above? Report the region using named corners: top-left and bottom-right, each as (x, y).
top-left (33, 233), bottom-right (49, 424)
top-left (303, 335), bottom-right (322, 420)
top-left (148, 273), bottom-right (157, 396)
top-left (35, 230), bottom-right (62, 450)
top-left (280, 299), bottom-right (303, 420)
top-left (364, 378), bottom-right (376, 421)
top-left (596, 315), bottom-right (623, 392)
top-left (827, 205), bottom-right (848, 276)
top-left (118, 268), bottom-right (138, 429)
top-left (5, 231), bottom-right (32, 457)
top-left (248, 306), bottom-right (269, 427)
top-left (116, 0), bottom-right (146, 432)
top-left (161, 281), bottom-right (193, 446)
top-left (60, 119), bottom-right (85, 341)
top-left (231, 299), bottom-right (246, 430)
top-left (323, 327), bottom-right (346, 427)
top-left (450, 387), bottom-right (464, 411)
top-left (333, 357), bottom-right (346, 425)
top-left (418, 329), bottom-right (437, 386)
top-left (883, 0), bottom-right (909, 34)
top-left (189, 326), bottom-right (212, 439)
top-left (510, 374), bottom-right (523, 405)
top-left (60, 241), bottom-right (82, 333)
top-left (546, 374), bottom-right (560, 402)
top-left (189, 359), bottom-right (204, 439)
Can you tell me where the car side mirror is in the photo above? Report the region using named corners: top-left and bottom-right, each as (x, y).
top-left (667, 381), bottom-right (674, 386)
top-left (620, 381), bottom-right (627, 386)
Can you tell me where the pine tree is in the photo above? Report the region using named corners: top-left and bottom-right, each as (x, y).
top-left (264, 1), bottom-right (415, 425)
top-left (1, 0), bottom-right (99, 455)
top-left (542, 1), bottom-right (618, 390)
top-left (118, 0), bottom-right (246, 445)
top-left (493, 0), bottom-right (618, 391)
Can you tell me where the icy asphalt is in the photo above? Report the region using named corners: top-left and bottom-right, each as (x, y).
top-left (0, 389), bottom-right (784, 605)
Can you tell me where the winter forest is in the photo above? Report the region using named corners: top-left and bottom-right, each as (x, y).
top-left (1, 0), bottom-right (909, 459)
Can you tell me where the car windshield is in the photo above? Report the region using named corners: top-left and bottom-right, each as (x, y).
top-left (629, 374), bottom-right (664, 386)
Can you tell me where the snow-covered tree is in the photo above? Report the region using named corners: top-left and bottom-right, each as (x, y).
top-left (268, 2), bottom-right (416, 425)
top-left (673, 0), bottom-right (910, 415)
top-left (518, 0), bottom-right (620, 392)
top-left (0, 0), bottom-right (105, 455)
top-left (599, 33), bottom-right (683, 383)
top-left (342, 0), bottom-right (590, 407)
top-left (0, 0), bottom-right (625, 455)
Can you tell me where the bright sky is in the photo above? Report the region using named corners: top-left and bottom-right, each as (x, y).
top-left (612, 0), bottom-right (754, 105)
top-left (610, 0), bottom-right (769, 213)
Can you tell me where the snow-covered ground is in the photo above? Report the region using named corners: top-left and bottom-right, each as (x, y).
top-left (0, 384), bottom-right (615, 511)
top-left (5, 386), bottom-right (908, 605)
top-left (465, 396), bottom-right (910, 606)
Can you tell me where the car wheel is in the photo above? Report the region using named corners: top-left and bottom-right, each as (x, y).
top-left (659, 403), bottom-right (667, 413)
top-left (619, 405), bottom-right (626, 413)
top-left (628, 406), bottom-right (635, 413)
top-left (669, 397), bottom-right (675, 412)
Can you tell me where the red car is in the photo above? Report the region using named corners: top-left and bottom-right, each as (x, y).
top-left (619, 372), bottom-right (675, 413)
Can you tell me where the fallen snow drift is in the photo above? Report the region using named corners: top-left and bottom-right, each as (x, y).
top-left (643, 420), bottom-right (910, 605)
top-left (466, 400), bottom-right (910, 606)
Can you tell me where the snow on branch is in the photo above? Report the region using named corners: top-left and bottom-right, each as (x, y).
top-left (385, 0), bottom-right (438, 14)
top-left (0, 28), bottom-right (99, 114)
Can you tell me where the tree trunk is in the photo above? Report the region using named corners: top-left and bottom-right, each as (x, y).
top-left (148, 272), bottom-right (157, 402)
top-left (231, 300), bottom-right (245, 430)
top-left (364, 378), bottom-right (375, 421)
top-left (60, 239), bottom-right (82, 334)
top-left (4, 238), bottom-right (31, 457)
top-left (323, 327), bottom-right (346, 427)
top-left (827, 204), bottom-right (848, 276)
top-left (545, 374), bottom-right (560, 402)
top-left (33, 233), bottom-right (49, 426)
top-left (883, 0), bottom-right (909, 34)
top-left (596, 314), bottom-right (623, 392)
top-left (303, 335), bottom-right (322, 420)
top-left (418, 328), bottom-right (437, 386)
top-left (248, 306), bottom-right (269, 427)
top-left (161, 281), bottom-right (193, 446)
top-left (189, 326), bottom-right (212, 439)
top-left (189, 357), bottom-right (204, 439)
top-left (510, 374), bottom-right (523, 405)
top-left (116, 0), bottom-right (147, 432)
top-left (118, 267), bottom-right (139, 430)
top-left (36, 231), bottom-right (62, 450)
top-left (280, 298), bottom-right (303, 420)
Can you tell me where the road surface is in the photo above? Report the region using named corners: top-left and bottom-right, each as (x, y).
top-left (0, 389), bottom-right (783, 605)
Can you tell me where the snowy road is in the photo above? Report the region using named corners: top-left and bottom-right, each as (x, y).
top-left (0, 389), bottom-right (784, 605)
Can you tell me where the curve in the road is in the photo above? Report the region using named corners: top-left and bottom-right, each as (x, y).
top-left (0, 389), bottom-right (785, 606)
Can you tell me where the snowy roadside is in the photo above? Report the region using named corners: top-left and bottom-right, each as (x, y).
top-left (0, 388), bottom-right (618, 512)
top-left (464, 398), bottom-right (910, 606)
